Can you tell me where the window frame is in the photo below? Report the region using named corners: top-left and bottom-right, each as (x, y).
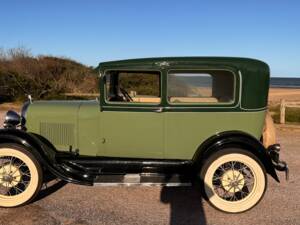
top-left (166, 69), bottom-right (238, 107)
top-left (102, 69), bottom-right (163, 106)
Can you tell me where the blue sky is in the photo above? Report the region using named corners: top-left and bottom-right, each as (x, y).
top-left (0, 0), bottom-right (299, 77)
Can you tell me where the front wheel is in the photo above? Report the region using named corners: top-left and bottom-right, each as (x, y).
top-left (200, 148), bottom-right (267, 213)
top-left (0, 144), bottom-right (43, 207)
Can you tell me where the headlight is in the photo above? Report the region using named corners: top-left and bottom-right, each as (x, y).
top-left (4, 110), bottom-right (21, 128)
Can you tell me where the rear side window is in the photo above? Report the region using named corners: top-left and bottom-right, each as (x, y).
top-left (167, 70), bottom-right (235, 104)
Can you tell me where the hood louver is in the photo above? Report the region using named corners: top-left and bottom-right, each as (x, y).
top-left (40, 122), bottom-right (75, 146)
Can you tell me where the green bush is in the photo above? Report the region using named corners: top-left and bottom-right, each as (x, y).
top-left (0, 47), bottom-right (98, 102)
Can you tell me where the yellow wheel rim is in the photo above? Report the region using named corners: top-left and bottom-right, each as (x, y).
top-left (221, 170), bottom-right (245, 193)
top-left (0, 164), bottom-right (22, 188)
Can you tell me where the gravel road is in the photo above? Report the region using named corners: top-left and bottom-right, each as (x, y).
top-left (0, 111), bottom-right (299, 225)
top-left (0, 111), bottom-right (4, 127)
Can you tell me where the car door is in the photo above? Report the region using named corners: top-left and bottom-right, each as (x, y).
top-left (164, 69), bottom-right (240, 159)
top-left (99, 70), bottom-right (164, 159)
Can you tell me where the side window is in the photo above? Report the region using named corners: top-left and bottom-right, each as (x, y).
top-left (168, 70), bottom-right (235, 104)
top-left (105, 71), bottom-right (161, 104)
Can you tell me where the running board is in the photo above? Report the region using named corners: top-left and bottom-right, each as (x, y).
top-left (93, 173), bottom-right (192, 187)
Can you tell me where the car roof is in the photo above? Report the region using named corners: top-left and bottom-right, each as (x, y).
top-left (98, 56), bottom-right (268, 70)
top-left (98, 57), bottom-right (270, 110)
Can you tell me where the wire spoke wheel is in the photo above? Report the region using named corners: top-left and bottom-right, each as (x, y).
top-left (212, 161), bottom-right (255, 202)
top-left (0, 145), bottom-right (42, 207)
top-left (0, 156), bottom-right (31, 196)
top-left (201, 149), bottom-right (267, 213)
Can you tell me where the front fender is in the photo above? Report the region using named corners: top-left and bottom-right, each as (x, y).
top-left (0, 128), bottom-right (56, 163)
top-left (0, 128), bottom-right (93, 185)
top-left (193, 130), bottom-right (280, 182)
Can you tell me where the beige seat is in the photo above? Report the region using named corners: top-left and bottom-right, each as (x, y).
top-left (169, 97), bottom-right (218, 103)
top-left (132, 97), bottom-right (161, 103)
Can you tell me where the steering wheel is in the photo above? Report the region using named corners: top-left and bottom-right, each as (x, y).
top-left (120, 87), bottom-right (133, 102)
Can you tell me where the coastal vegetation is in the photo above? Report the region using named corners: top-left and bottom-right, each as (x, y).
top-left (0, 47), bottom-right (98, 102)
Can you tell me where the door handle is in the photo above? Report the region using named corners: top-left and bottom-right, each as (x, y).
top-left (154, 107), bottom-right (163, 113)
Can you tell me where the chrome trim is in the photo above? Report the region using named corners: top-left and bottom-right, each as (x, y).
top-left (21, 101), bottom-right (31, 118)
top-left (93, 173), bottom-right (192, 186)
top-left (93, 182), bottom-right (192, 187)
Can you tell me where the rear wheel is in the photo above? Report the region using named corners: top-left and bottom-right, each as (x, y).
top-left (200, 148), bottom-right (267, 213)
top-left (0, 144), bottom-right (43, 207)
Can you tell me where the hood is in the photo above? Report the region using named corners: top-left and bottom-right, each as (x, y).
top-left (26, 99), bottom-right (100, 112)
top-left (25, 100), bottom-right (98, 151)
top-left (25, 100), bottom-right (84, 122)
top-left (25, 100), bottom-right (99, 122)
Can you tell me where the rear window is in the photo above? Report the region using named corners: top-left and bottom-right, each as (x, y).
top-left (167, 70), bottom-right (235, 104)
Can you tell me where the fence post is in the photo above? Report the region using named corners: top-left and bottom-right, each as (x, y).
top-left (280, 99), bottom-right (286, 124)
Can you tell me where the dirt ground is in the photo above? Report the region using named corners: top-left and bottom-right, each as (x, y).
top-left (0, 111), bottom-right (299, 225)
top-left (0, 112), bottom-right (4, 127)
top-left (269, 88), bottom-right (300, 104)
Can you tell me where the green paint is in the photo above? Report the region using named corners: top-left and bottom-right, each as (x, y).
top-left (26, 100), bottom-right (266, 159)
top-left (100, 111), bottom-right (164, 158)
top-left (26, 100), bottom-right (82, 151)
top-left (164, 111), bottom-right (266, 159)
top-left (77, 101), bottom-right (101, 156)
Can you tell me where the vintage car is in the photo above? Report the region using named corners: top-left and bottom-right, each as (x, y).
top-left (0, 57), bottom-right (288, 213)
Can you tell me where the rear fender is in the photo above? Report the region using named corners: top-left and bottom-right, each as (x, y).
top-left (193, 130), bottom-right (279, 182)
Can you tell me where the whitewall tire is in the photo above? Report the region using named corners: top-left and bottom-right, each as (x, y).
top-left (0, 144), bottom-right (43, 207)
top-left (200, 148), bottom-right (267, 213)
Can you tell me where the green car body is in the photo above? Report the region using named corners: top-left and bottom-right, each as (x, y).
top-left (26, 101), bottom-right (266, 159)
top-left (25, 57), bottom-right (269, 160)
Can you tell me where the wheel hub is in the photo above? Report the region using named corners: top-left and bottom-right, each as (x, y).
top-left (0, 164), bottom-right (22, 188)
top-left (221, 170), bottom-right (245, 193)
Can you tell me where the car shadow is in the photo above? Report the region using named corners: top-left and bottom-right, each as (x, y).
top-left (160, 185), bottom-right (207, 225)
top-left (33, 173), bottom-right (68, 203)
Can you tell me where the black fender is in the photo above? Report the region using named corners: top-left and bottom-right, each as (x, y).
top-left (192, 130), bottom-right (279, 182)
top-left (0, 128), bottom-right (93, 185)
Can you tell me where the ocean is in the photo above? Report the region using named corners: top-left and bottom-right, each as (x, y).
top-left (270, 77), bottom-right (300, 88)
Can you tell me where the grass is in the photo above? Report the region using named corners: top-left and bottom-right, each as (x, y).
top-left (269, 104), bottom-right (300, 124)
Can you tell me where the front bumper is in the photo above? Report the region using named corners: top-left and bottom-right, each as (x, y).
top-left (267, 144), bottom-right (289, 181)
